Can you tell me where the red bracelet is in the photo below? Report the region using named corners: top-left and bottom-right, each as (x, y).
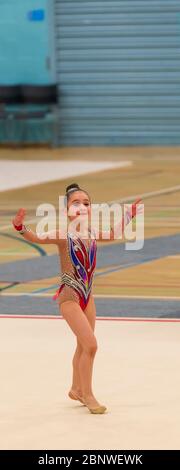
top-left (12, 221), bottom-right (23, 231)
top-left (132, 204), bottom-right (137, 219)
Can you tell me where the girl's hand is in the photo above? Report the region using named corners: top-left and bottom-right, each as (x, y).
top-left (125, 198), bottom-right (143, 225)
top-left (132, 198), bottom-right (143, 218)
top-left (12, 208), bottom-right (26, 228)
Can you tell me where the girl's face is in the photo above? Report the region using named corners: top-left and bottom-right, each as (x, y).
top-left (67, 191), bottom-right (91, 221)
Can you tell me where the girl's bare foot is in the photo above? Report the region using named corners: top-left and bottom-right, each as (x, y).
top-left (68, 389), bottom-right (84, 404)
top-left (82, 395), bottom-right (107, 414)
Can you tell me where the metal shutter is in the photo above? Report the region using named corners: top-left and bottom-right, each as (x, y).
top-left (54, 0), bottom-right (180, 146)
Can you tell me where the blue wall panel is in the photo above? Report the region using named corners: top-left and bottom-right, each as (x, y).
top-left (55, 0), bottom-right (180, 146)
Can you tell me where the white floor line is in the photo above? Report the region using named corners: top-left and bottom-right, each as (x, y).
top-left (0, 293), bottom-right (55, 297)
top-left (0, 314), bottom-right (179, 322)
top-left (96, 294), bottom-right (180, 300)
top-left (1, 292), bottom-right (180, 300)
top-left (1, 217), bottom-right (40, 231)
top-left (0, 252), bottom-right (38, 256)
top-left (2, 183), bottom-right (180, 232)
top-left (110, 184), bottom-right (180, 204)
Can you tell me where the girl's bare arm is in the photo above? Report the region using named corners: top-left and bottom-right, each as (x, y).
top-left (96, 199), bottom-right (143, 242)
top-left (12, 208), bottom-right (62, 245)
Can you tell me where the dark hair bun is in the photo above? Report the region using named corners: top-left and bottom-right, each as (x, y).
top-left (66, 183), bottom-right (80, 194)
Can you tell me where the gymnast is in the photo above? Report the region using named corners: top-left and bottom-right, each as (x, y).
top-left (12, 183), bottom-right (142, 414)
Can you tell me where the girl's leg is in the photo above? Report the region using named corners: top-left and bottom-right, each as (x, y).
top-left (68, 339), bottom-right (83, 402)
top-left (60, 300), bottom-right (106, 412)
top-left (84, 295), bottom-right (96, 331)
top-left (69, 295), bottom-right (96, 400)
top-left (78, 295), bottom-right (97, 401)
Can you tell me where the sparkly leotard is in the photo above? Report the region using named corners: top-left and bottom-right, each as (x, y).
top-left (53, 230), bottom-right (97, 311)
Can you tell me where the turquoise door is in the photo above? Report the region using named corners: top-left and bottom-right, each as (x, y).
top-left (0, 0), bottom-right (55, 84)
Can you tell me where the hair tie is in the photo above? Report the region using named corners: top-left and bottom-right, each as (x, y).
top-left (66, 187), bottom-right (79, 194)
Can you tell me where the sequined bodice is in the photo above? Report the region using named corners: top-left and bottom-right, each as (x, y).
top-left (59, 231), bottom-right (97, 302)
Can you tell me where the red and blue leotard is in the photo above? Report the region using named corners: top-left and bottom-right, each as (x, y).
top-left (53, 230), bottom-right (97, 311)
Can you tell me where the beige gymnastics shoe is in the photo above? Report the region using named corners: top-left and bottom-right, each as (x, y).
top-left (85, 404), bottom-right (107, 414)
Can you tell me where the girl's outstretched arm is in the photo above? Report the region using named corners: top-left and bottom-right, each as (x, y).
top-left (12, 208), bottom-right (61, 245)
top-left (97, 198), bottom-right (143, 242)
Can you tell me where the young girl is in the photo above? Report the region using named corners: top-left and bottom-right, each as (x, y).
top-left (12, 183), bottom-right (142, 414)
